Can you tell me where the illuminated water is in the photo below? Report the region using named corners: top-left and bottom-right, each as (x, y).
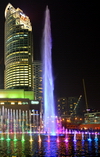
top-left (0, 132), bottom-right (100, 156)
top-left (42, 6), bottom-right (56, 134)
top-left (0, 106), bottom-right (39, 134)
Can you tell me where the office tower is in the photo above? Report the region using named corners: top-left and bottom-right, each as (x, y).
top-left (57, 97), bottom-right (67, 117)
top-left (4, 3), bottom-right (33, 91)
top-left (32, 61), bottom-right (43, 103)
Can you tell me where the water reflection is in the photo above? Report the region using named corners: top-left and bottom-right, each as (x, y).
top-left (43, 136), bottom-right (58, 157)
top-left (7, 141), bottom-right (10, 154)
top-left (0, 133), bottom-right (100, 156)
top-left (65, 140), bottom-right (69, 156)
top-left (73, 140), bottom-right (77, 156)
top-left (95, 140), bottom-right (98, 156)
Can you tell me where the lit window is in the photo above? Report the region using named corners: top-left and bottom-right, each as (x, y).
top-left (18, 102), bottom-right (22, 105)
top-left (1, 102), bottom-right (4, 104)
top-left (11, 102), bottom-right (15, 105)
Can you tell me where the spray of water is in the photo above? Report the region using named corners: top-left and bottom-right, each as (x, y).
top-left (42, 6), bottom-right (57, 135)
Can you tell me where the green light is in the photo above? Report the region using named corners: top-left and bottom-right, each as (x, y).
top-left (21, 138), bottom-right (25, 142)
top-left (0, 89), bottom-right (34, 100)
top-left (0, 137), bottom-right (5, 140)
top-left (6, 138), bottom-right (11, 141)
top-left (13, 138), bottom-right (18, 141)
top-left (21, 134), bottom-right (25, 142)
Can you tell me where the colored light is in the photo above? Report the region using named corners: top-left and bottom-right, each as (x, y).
top-left (29, 136), bottom-right (33, 142)
top-left (13, 139), bottom-right (18, 141)
top-left (95, 138), bottom-right (98, 141)
top-left (6, 138), bottom-right (11, 141)
top-left (88, 138), bottom-right (92, 142)
top-left (65, 138), bottom-right (68, 142)
top-left (57, 138), bottom-right (60, 143)
top-left (0, 137), bottom-right (5, 140)
top-left (21, 138), bottom-right (25, 142)
top-left (38, 138), bottom-right (42, 142)
top-left (51, 132), bottom-right (56, 136)
top-left (42, 6), bottom-right (57, 134)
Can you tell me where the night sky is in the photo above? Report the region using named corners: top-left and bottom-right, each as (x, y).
top-left (0, 1), bottom-right (99, 110)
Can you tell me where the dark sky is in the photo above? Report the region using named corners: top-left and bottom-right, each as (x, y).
top-left (0, 0), bottom-right (99, 110)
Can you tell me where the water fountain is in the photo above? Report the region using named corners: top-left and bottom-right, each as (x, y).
top-left (0, 106), bottom-right (39, 139)
top-left (0, 105), bottom-right (100, 156)
top-left (65, 129), bottom-right (68, 142)
top-left (88, 132), bottom-right (92, 142)
top-left (42, 6), bottom-right (57, 135)
top-left (82, 131), bottom-right (84, 141)
top-left (73, 131), bottom-right (77, 142)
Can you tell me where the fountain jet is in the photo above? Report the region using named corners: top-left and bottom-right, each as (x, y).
top-left (42, 6), bottom-right (57, 135)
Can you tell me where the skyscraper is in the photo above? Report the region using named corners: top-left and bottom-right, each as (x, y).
top-left (32, 61), bottom-right (43, 102)
top-left (4, 3), bottom-right (33, 91)
top-left (32, 61), bottom-right (43, 125)
top-left (0, 3), bottom-right (41, 123)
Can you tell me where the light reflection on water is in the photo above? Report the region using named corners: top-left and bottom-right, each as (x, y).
top-left (0, 134), bottom-right (100, 156)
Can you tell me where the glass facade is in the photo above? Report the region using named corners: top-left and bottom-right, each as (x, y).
top-left (5, 3), bottom-right (33, 91)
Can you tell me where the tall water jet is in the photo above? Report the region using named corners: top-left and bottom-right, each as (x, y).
top-left (42, 6), bottom-right (57, 135)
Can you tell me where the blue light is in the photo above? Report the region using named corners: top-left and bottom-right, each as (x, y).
top-left (51, 132), bottom-right (56, 136)
top-left (88, 138), bottom-right (92, 142)
top-left (95, 138), bottom-right (98, 141)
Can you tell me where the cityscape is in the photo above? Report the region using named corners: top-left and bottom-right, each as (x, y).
top-left (0, 1), bottom-right (100, 156)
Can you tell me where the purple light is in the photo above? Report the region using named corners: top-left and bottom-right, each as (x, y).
top-left (42, 6), bottom-right (57, 134)
top-left (47, 139), bottom-right (50, 142)
top-left (73, 139), bottom-right (77, 142)
top-left (57, 138), bottom-right (60, 143)
top-left (65, 138), bottom-right (68, 142)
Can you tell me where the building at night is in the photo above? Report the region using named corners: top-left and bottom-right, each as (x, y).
top-left (32, 61), bottom-right (43, 102)
top-left (0, 89), bottom-right (41, 113)
top-left (0, 3), bottom-right (42, 117)
top-left (84, 112), bottom-right (100, 124)
top-left (67, 97), bottom-right (78, 116)
top-left (4, 3), bottom-right (33, 91)
top-left (57, 97), bottom-right (67, 117)
top-left (79, 112), bottom-right (100, 130)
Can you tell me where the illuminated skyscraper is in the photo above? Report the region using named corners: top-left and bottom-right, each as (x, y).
top-left (4, 3), bottom-right (33, 91)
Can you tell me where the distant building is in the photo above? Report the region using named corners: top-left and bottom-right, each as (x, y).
top-left (79, 112), bottom-right (100, 130)
top-left (84, 112), bottom-right (100, 124)
top-left (57, 97), bottom-right (83, 127)
top-left (32, 61), bottom-right (43, 112)
top-left (32, 61), bottom-right (43, 101)
top-left (68, 97), bottom-right (78, 116)
top-left (57, 97), bottom-right (67, 117)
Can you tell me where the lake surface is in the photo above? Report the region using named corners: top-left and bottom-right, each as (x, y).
top-left (0, 133), bottom-right (100, 156)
